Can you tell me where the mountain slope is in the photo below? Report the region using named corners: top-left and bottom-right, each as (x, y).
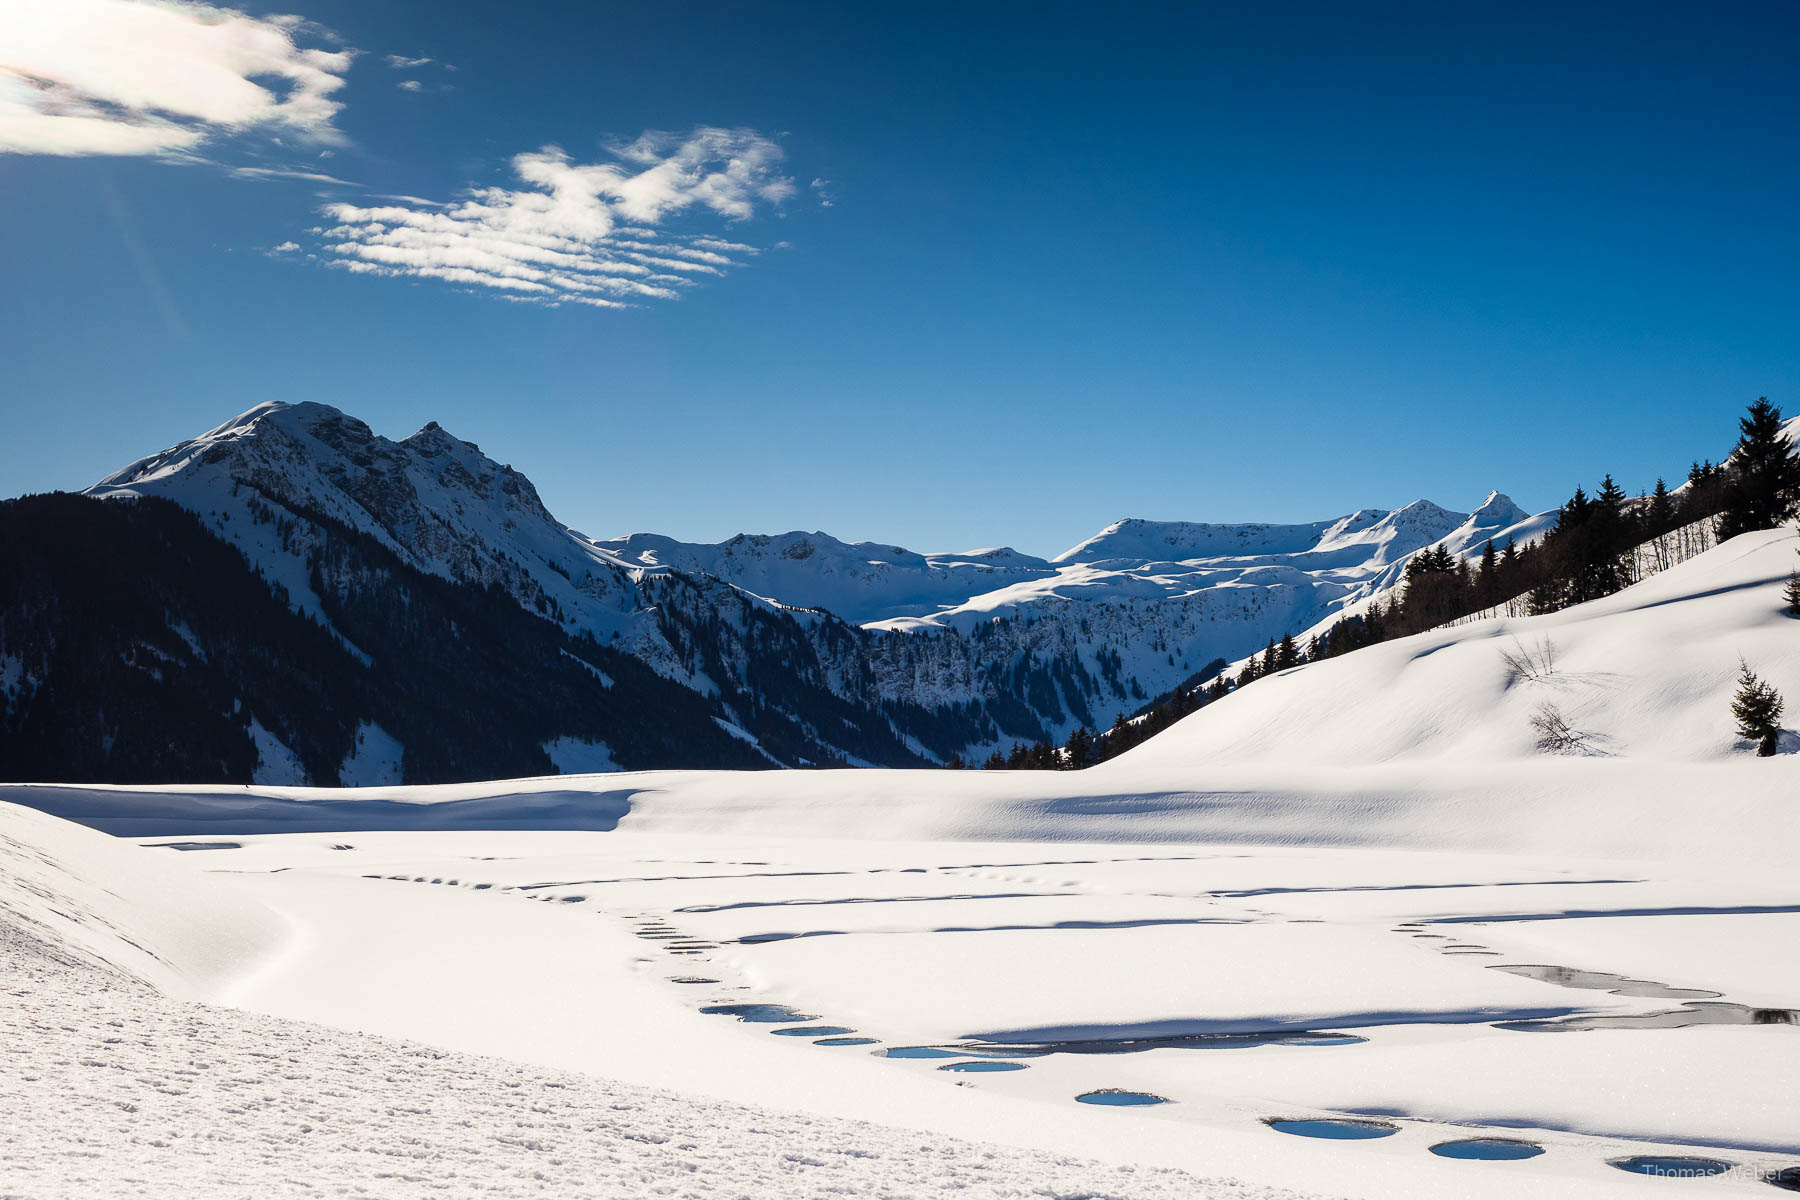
top-left (0, 493), bottom-right (769, 784)
top-left (1111, 525), bottom-right (1800, 770)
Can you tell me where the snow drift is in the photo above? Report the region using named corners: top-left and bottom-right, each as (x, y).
top-left (0, 800), bottom-right (282, 998)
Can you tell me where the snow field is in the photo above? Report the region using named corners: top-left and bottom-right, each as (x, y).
top-left (144, 827), bottom-right (1800, 1199)
top-left (0, 923), bottom-right (1318, 1200)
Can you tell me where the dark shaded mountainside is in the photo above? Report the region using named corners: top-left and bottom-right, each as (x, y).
top-left (0, 493), bottom-right (765, 783)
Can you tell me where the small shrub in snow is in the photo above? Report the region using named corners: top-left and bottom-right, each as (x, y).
top-left (1500, 636), bottom-right (1557, 684)
top-left (1731, 658), bottom-right (1785, 757)
top-left (1530, 702), bottom-right (1585, 753)
top-left (1784, 568), bottom-right (1800, 617)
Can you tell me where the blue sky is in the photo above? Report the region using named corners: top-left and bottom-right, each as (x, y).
top-left (5, 2), bottom-right (1799, 557)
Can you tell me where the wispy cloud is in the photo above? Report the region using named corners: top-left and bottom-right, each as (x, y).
top-left (385, 52), bottom-right (450, 92)
top-left (313, 128), bottom-right (794, 311)
top-left (228, 164), bottom-right (360, 186)
top-left (0, 0), bottom-right (353, 158)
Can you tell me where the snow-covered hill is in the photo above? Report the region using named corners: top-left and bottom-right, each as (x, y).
top-left (1115, 523), bottom-right (1800, 770)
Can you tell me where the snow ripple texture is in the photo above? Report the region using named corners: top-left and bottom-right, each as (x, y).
top-left (0, 927), bottom-right (1319, 1200)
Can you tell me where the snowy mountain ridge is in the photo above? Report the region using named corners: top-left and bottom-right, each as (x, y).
top-left (90, 402), bottom-right (1542, 644)
top-left (588, 529), bottom-right (1058, 625)
top-left (64, 400), bottom-right (1560, 776)
top-left (863, 492), bottom-right (1548, 638)
top-left (91, 401), bottom-right (650, 642)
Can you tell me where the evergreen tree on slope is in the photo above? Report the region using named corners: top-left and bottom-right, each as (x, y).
top-left (1731, 658), bottom-right (1785, 757)
top-left (1718, 398), bottom-right (1800, 540)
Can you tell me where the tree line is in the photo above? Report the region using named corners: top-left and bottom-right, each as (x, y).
top-left (972, 397), bottom-right (1800, 771)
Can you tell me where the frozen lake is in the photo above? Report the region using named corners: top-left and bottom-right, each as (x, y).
top-left (146, 823), bottom-right (1800, 1200)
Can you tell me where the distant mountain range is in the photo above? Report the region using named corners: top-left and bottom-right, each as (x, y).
top-left (0, 401), bottom-right (1551, 784)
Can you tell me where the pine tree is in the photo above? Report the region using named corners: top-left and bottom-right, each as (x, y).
top-left (1731, 658), bottom-right (1785, 756)
top-left (1646, 477), bottom-right (1674, 536)
top-left (1642, 478), bottom-right (1677, 570)
top-left (1236, 653), bottom-right (1259, 688)
top-left (1475, 539), bottom-right (1498, 607)
top-left (1563, 484), bottom-right (1593, 526)
top-left (1364, 600), bottom-right (1387, 643)
top-left (1530, 485), bottom-right (1594, 612)
top-left (1065, 725), bottom-right (1092, 770)
top-left (1498, 537), bottom-right (1520, 601)
top-left (1274, 633), bottom-right (1298, 671)
top-left (1718, 398), bottom-right (1800, 540)
top-left (1784, 568), bottom-right (1800, 617)
top-left (1588, 473), bottom-right (1633, 597)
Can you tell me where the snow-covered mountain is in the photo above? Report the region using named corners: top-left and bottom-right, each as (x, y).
top-left (592, 497), bottom-right (1548, 638)
top-left (867, 494), bottom-right (1549, 636)
top-left (1, 400), bottom-right (1560, 782)
top-left (89, 402), bottom-right (652, 647)
top-left (584, 482), bottom-right (1555, 736)
top-left (590, 531), bottom-right (1057, 625)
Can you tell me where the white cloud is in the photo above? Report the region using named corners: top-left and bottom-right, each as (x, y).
top-left (229, 164), bottom-right (359, 186)
top-left (384, 54), bottom-right (432, 69)
top-left (314, 128), bottom-right (793, 311)
top-left (0, 0), bottom-right (353, 158)
top-left (397, 79), bottom-right (423, 92)
top-left (268, 240), bottom-right (300, 253)
top-left (370, 192), bottom-right (445, 207)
